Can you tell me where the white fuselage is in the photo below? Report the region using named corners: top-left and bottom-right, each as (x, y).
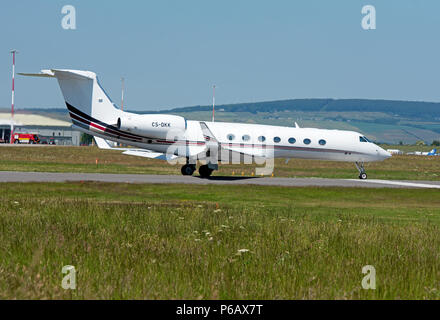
top-left (80, 113), bottom-right (391, 163)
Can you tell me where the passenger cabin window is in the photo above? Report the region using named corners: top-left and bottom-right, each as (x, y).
top-left (303, 138), bottom-right (311, 145)
top-left (288, 138), bottom-right (296, 144)
top-left (319, 139), bottom-right (326, 146)
top-left (359, 136), bottom-right (368, 143)
top-left (258, 136), bottom-right (266, 142)
top-left (227, 134), bottom-right (235, 141)
top-left (242, 135), bottom-right (250, 141)
top-left (274, 137), bottom-right (281, 143)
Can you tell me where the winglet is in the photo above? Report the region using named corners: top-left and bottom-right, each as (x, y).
top-left (94, 137), bottom-right (114, 149)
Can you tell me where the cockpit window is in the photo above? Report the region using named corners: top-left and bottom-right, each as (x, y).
top-left (359, 136), bottom-right (368, 143)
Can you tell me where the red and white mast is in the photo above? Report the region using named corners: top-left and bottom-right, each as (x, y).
top-left (10, 50), bottom-right (18, 143)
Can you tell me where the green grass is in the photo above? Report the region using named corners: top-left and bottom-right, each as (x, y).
top-left (1, 182), bottom-right (440, 299)
top-left (0, 146), bottom-right (440, 180)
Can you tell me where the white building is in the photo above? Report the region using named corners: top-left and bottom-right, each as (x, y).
top-left (0, 113), bottom-right (81, 145)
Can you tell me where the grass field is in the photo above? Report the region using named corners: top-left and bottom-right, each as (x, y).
top-left (0, 182), bottom-right (440, 299)
top-left (0, 146), bottom-right (439, 180)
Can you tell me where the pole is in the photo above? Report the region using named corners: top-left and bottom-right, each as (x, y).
top-left (10, 50), bottom-right (17, 144)
top-left (212, 85), bottom-right (216, 122)
top-left (121, 77), bottom-right (125, 111)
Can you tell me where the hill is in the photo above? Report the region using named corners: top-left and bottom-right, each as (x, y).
top-left (160, 98), bottom-right (440, 120)
top-left (4, 98), bottom-right (440, 144)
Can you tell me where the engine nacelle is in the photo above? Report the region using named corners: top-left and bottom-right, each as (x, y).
top-left (117, 114), bottom-right (187, 139)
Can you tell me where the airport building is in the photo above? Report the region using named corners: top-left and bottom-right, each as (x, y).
top-left (0, 113), bottom-right (80, 145)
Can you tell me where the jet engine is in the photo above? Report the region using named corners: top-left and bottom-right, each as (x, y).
top-left (117, 114), bottom-right (187, 139)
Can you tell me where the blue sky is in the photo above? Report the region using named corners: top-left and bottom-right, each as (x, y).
top-left (1, 0), bottom-right (440, 111)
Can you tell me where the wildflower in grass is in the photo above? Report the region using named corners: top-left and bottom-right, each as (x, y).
top-left (237, 249), bottom-right (250, 253)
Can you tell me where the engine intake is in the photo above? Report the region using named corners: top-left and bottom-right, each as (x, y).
top-left (116, 114), bottom-right (187, 140)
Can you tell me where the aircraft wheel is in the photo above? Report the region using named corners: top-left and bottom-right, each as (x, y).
top-left (359, 173), bottom-right (367, 180)
top-left (199, 165), bottom-right (213, 178)
top-left (181, 164), bottom-right (195, 176)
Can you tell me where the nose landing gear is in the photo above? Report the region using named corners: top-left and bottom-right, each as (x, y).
top-left (355, 162), bottom-right (367, 180)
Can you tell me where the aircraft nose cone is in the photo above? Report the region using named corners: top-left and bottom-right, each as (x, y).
top-left (377, 148), bottom-right (391, 160)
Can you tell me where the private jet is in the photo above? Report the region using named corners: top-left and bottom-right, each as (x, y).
top-left (20, 69), bottom-right (391, 179)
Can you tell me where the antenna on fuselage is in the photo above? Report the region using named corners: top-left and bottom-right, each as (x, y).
top-left (121, 77), bottom-right (125, 111)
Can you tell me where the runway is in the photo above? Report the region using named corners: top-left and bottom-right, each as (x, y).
top-left (0, 171), bottom-right (439, 188)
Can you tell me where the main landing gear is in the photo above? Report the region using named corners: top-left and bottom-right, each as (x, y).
top-left (180, 161), bottom-right (217, 178)
top-left (198, 165), bottom-right (214, 178)
top-left (181, 164), bottom-right (196, 176)
top-left (355, 162), bottom-right (367, 180)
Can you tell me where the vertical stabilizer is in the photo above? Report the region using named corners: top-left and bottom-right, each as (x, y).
top-left (51, 69), bottom-right (121, 124)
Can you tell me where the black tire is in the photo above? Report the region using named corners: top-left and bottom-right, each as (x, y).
top-left (359, 173), bottom-right (367, 180)
top-left (199, 165), bottom-right (213, 178)
top-left (181, 164), bottom-right (195, 176)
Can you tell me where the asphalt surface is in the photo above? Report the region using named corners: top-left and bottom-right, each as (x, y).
top-left (0, 171), bottom-right (439, 188)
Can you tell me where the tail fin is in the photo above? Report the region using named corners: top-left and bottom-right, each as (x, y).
top-left (20, 69), bottom-right (121, 125)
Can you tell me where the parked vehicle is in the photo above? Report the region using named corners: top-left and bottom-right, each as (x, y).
top-left (12, 133), bottom-right (40, 144)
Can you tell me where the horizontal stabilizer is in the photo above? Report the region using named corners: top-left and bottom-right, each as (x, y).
top-left (18, 70), bottom-right (55, 78)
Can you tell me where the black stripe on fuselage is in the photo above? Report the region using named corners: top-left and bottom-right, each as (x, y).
top-left (66, 102), bottom-right (147, 141)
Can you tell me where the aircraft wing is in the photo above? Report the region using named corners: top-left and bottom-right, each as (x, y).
top-left (122, 150), bottom-right (178, 161)
top-left (220, 145), bottom-right (272, 159)
top-left (94, 137), bottom-right (178, 161)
